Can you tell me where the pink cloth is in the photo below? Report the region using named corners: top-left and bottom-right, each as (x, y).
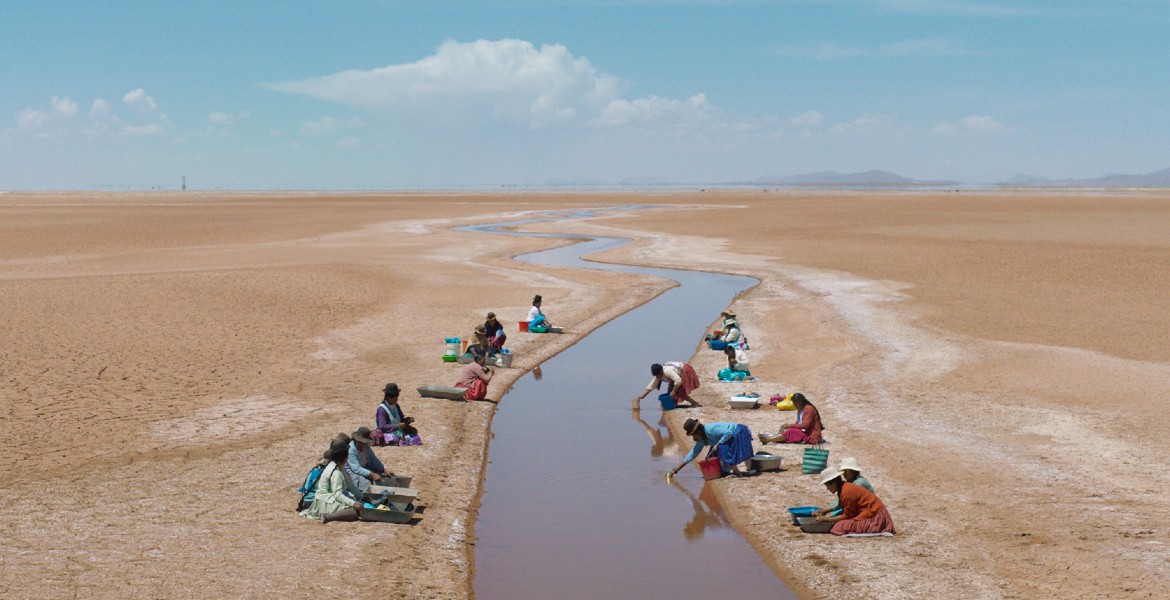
top-left (781, 427), bottom-right (810, 443)
top-left (463, 378), bottom-right (488, 401)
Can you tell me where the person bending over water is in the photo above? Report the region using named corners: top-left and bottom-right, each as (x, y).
top-left (758, 392), bottom-right (823, 444)
top-left (669, 418), bottom-right (756, 478)
top-left (634, 362), bottom-right (702, 408)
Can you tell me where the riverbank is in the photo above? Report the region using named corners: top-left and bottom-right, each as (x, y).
top-left (3, 191), bottom-right (1168, 599)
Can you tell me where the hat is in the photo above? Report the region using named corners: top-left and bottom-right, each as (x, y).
top-left (721, 309), bottom-right (736, 318)
top-left (819, 467), bottom-right (843, 485)
top-left (324, 433), bottom-right (350, 460)
top-left (475, 325), bottom-right (487, 335)
top-left (382, 382), bottom-right (400, 396)
top-left (351, 427), bottom-right (374, 444)
top-left (486, 311), bottom-right (496, 320)
top-left (533, 295), bottom-right (542, 303)
top-left (683, 418), bottom-right (700, 435)
top-left (839, 457), bottom-right (862, 473)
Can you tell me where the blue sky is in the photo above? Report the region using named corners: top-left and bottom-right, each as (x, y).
top-left (2, 0), bottom-right (1168, 189)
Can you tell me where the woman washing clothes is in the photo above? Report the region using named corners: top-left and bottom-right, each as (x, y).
top-left (669, 418), bottom-right (756, 478)
top-left (484, 311), bottom-right (507, 353)
top-left (455, 351), bottom-right (493, 401)
top-left (718, 344), bottom-right (752, 381)
top-left (346, 427), bottom-right (395, 492)
top-left (758, 392), bottom-right (824, 444)
top-left (633, 361), bottom-right (702, 408)
top-left (717, 310), bottom-right (748, 349)
top-left (814, 457), bottom-right (874, 518)
top-left (814, 468), bottom-right (895, 536)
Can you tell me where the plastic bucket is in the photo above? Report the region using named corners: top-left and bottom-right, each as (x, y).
top-left (496, 353), bottom-right (513, 368)
top-left (709, 340), bottom-right (728, 351)
top-left (699, 456), bottom-right (723, 480)
top-left (658, 393), bottom-right (676, 411)
top-left (518, 320), bottom-right (529, 332)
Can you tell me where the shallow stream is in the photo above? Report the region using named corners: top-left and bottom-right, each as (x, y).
top-left (464, 210), bottom-right (796, 599)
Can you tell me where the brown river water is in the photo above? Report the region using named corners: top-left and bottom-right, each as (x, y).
top-left (465, 212), bottom-right (797, 599)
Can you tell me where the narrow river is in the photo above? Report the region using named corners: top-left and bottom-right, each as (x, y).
top-left (465, 210), bottom-right (796, 599)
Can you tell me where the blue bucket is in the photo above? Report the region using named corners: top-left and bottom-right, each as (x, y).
top-left (658, 393), bottom-right (676, 411)
top-left (786, 505), bottom-right (819, 526)
top-left (709, 340), bottom-right (728, 351)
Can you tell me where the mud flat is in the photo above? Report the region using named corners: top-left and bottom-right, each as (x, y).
top-left (2, 190), bottom-right (1169, 599)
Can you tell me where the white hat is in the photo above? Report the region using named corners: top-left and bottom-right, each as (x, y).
top-left (839, 457), bottom-right (862, 473)
top-left (819, 467), bottom-right (843, 485)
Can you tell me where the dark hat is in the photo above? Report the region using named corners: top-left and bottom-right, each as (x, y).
top-left (486, 311), bottom-right (496, 320)
top-left (351, 427), bottom-right (374, 444)
top-left (383, 382), bottom-right (400, 396)
top-left (533, 294), bottom-right (542, 303)
top-left (475, 324), bottom-right (487, 335)
top-left (324, 433), bottom-right (350, 460)
top-left (683, 418), bottom-right (700, 435)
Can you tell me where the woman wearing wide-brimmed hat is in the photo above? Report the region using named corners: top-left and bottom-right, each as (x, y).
top-left (483, 311), bottom-right (507, 353)
top-left (634, 361), bottom-right (702, 409)
top-left (299, 434), bottom-right (364, 524)
top-left (814, 457), bottom-right (875, 518)
top-left (345, 427), bottom-right (395, 492)
top-left (814, 467), bottom-right (895, 536)
top-left (669, 418), bottom-right (756, 478)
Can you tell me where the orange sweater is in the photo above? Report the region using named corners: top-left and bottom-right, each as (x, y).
top-left (839, 481), bottom-right (885, 520)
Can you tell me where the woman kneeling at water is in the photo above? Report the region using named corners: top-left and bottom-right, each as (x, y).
top-left (814, 468), bottom-right (895, 536)
top-left (758, 392), bottom-right (823, 444)
top-left (634, 362), bottom-right (702, 408)
top-left (669, 418), bottom-right (756, 478)
top-left (300, 434), bottom-right (365, 524)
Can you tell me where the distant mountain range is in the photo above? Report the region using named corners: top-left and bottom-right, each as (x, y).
top-left (999, 167), bottom-right (1170, 188)
top-left (755, 170), bottom-right (959, 187)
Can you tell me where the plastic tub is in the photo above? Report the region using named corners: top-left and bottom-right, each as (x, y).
top-left (658, 393), bottom-right (676, 411)
top-left (709, 340), bottom-right (728, 351)
top-left (786, 505), bottom-right (819, 526)
top-left (496, 353), bottom-right (513, 368)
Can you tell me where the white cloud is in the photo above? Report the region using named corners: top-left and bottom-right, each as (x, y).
top-left (830, 114), bottom-right (896, 133)
top-left (123, 88), bottom-right (158, 111)
top-left (790, 110), bottom-right (824, 127)
top-left (962, 115), bottom-right (1004, 132)
top-left (298, 116), bottom-right (365, 136)
top-left (51, 97), bottom-right (79, 118)
top-left (208, 110), bottom-right (251, 125)
top-left (90, 99), bottom-right (111, 116)
top-left (267, 38), bottom-right (714, 131)
top-left (932, 121), bottom-right (958, 135)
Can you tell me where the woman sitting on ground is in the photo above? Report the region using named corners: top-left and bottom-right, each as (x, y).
top-left (467, 324), bottom-right (492, 358)
top-left (484, 311), bottom-right (507, 352)
top-left (300, 434), bottom-right (365, 524)
top-left (718, 345), bottom-right (752, 381)
top-left (815, 457), bottom-right (874, 518)
top-left (527, 294), bottom-right (552, 330)
top-left (758, 392), bottom-right (824, 444)
top-left (374, 382), bottom-right (420, 446)
top-left (669, 418), bottom-right (756, 478)
top-left (814, 468), bottom-right (895, 536)
top-left (455, 352), bottom-right (493, 401)
top-left (346, 427), bottom-right (395, 492)
top-left (633, 361), bottom-right (702, 408)
top-left (716, 310), bottom-right (747, 349)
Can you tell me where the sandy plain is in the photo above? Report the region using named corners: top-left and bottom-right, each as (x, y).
top-left (1, 190), bottom-right (1168, 599)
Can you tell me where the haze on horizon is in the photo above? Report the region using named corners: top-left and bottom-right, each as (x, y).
top-left (2, 1), bottom-right (1168, 191)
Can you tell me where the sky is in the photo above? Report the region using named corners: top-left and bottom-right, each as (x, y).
top-left (2, 0), bottom-right (1168, 190)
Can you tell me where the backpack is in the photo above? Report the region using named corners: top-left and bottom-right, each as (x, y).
top-left (296, 460), bottom-right (330, 511)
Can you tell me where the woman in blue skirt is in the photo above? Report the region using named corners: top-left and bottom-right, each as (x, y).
top-left (670, 418), bottom-right (756, 478)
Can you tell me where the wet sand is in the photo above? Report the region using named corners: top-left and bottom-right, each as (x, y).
top-left (2, 190), bottom-right (1169, 599)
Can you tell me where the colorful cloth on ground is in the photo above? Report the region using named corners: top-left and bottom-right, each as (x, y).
top-left (829, 482), bottom-right (894, 536)
top-left (718, 367), bottom-right (751, 381)
top-left (299, 462), bottom-right (360, 519)
top-left (683, 422), bottom-right (754, 466)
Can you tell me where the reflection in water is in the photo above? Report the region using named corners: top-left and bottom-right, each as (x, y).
top-left (532, 364), bottom-right (543, 381)
top-left (634, 408), bottom-right (732, 541)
